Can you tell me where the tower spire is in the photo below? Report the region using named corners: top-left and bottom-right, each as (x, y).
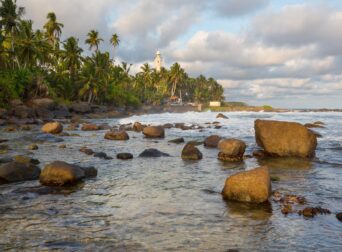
top-left (154, 50), bottom-right (162, 72)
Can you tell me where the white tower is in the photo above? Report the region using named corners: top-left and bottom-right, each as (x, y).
top-left (154, 50), bottom-right (162, 72)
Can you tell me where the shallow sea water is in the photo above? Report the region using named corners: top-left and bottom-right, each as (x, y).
top-left (0, 111), bottom-right (342, 251)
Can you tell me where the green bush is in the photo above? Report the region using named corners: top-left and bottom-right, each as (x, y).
top-left (0, 73), bottom-right (19, 107)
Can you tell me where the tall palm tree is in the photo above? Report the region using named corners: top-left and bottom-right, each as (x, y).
top-left (169, 62), bottom-right (186, 97)
top-left (0, 0), bottom-right (24, 52)
top-left (110, 33), bottom-right (119, 56)
top-left (61, 37), bottom-right (83, 81)
top-left (43, 12), bottom-right (63, 50)
top-left (85, 30), bottom-right (103, 52)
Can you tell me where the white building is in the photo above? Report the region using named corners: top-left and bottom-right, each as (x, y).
top-left (154, 50), bottom-right (162, 72)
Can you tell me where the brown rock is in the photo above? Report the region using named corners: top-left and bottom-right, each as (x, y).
top-left (204, 135), bottom-right (222, 148)
top-left (41, 122), bottom-right (63, 134)
top-left (181, 143), bottom-right (203, 160)
top-left (216, 113), bottom-right (228, 119)
top-left (168, 137), bottom-right (185, 144)
top-left (28, 144), bottom-right (38, 150)
top-left (39, 161), bottom-right (85, 186)
top-left (104, 130), bottom-right (129, 140)
top-left (133, 122), bottom-right (145, 132)
top-left (81, 123), bottom-right (100, 131)
top-left (304, 123), bottom-right (325, 129)
top-left (255, 119), bottom-right (317, 158)
top-left (222, 166), bottom-right (271, 203)
top-left (0, 161), bottom-right (41, 184)
top-left (143, 126), bottom-right (165, 138)
top-left (218, 138), bottom-right (246, 162)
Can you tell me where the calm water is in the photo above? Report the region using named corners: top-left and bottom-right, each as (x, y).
top-left (0, 111), bottom-right (342, 251)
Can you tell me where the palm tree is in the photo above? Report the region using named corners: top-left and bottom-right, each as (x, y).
top-left (43, 12), bottom-right (63, 50)
top-left (61, 37), bottom-right (83, 81)
top-left (0, 0), bottom-right (24, 52)
top-left (110, 33), bottom-right (119, 56)
top-left (85, 30), bottom-right (103, 52)
top-left (169, 62), bottom-right (186, 97)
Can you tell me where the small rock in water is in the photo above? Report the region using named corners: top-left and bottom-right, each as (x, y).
top-left (79, 147), bottom-right (94, 155)
top-left (41, 122), bottom-right (63, 134)
top-left (298, 207), bottom-right (331, 218)
top-left (104, 130), bottom-right (129, 140)
top-left (281, 204), bottom-right (293, 215)
top-left (59, 144), bottom-right (66, 148)
top-left (81, 123), bottom-right (100, 131)
top-left (20, 125), bottom-right (32, 131)
top-left (270, 175), bottom-right (280, 182)
top-left (28, 144), bottom-right (39, 150)
top-left (216, 113), bottom-right (228, 119)
top-left (168, 137), bottom-right (184, 144)
top-left (94, 152), bottom-right (112, 160)
top-left (181, 143), bottom-right (203, 160)
top-left (133, 122), bottom-right (145, 132)
top-left (0, 161), bottom-right (41, 184)
top-left (139, 148), bottom-right (170, 158)
top-left (218, 138), bottom-right (246, 162)
top-left (117, 153), bottom-right (133, 160)
top-left (204, 135), bottom-right (222, 148)
top-left (14, 155), bottom-right (40, 165)
top-left (336, 212), bottom-right (342, 222)
top-left (142, 126), bottom-right (165, 138)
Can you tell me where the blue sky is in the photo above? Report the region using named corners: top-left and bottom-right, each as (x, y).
top-left (20, 0), bottom-right (342, 108)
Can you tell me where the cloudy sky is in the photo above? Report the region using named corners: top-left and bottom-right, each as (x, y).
top-left (19, 0), bottom-right (342, 108)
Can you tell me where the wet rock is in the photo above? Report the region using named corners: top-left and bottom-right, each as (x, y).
top-left (139, 148), bottom-right (170, 158)
top-left (218, 138), bottom-right (246, 162)
top-left (168, 137), bottom-right (185, 144)
top-left (181, 125), bottom-right (192, 130)
top-left (281, 204), bottom-right (293, 215)
top-left (204, 135), bottom-right (222, 148)
top-left (93, 152), bottom-right (113, 160)
top-left (175, 123), bottom-right (185, 129)
top-left (59, 144), bottom-right (66, 149)
top-left (216, 113), bottom-right (228, 119)
top-left (313, 121), bottom-right (325, 125)
top-left (163, 123), bottom-right (173, 129)
top-left (104, 130), bottom-right (129, 140)
top-left (255, 119), bottom-right (317, 158)
top-left (304, 123), bottom-right (325, 129)
top-left (336, 212), bottom-right (342, 222)
top-left (4, 125), bottom-right (17, 132)
top-left (252, 150), bottom-right (268, 158)
top-left (0, 161), bottom-right (41, 184)
top-left (298, 207), bottom-right (331, 217)
top-left (40, 161), bottom-right (89, 186)
top-left (133, 122), bottom-right (145, 132)
top-left (187, 140), bottom-right (204, 146)
top-left (66, 123), bottom-right (79, 131)
top-left (14, 155), bottom-right (40, 165)
top-left (143, 126), bottom-right (165, 138)
top-left (20, 125), bottom-right (32, 131)
top-left (181, 143), bottom-right (203, 160)
top-left (117, 153), bottom-right (133, 160)
top-left (270, 175), bottom-right (280, 182)
top-left (53, 105), bottom-right (72, 118)
top-left (222, 166), bottom-right (271, 203)
top-left (81, 123), bottom-right (100, 131)
top-left (41, 122), bottom-right (63, 134)
top-left (79, 147), bottom-right (94, 155)
top-left (28, 144), bottom-right (38, 150)
top-left (309, 129), bottom-right (322, 138)
top-left (82, 166), bottom-right (98, 177)
top-left (215, 125), bottom-right (222, 129)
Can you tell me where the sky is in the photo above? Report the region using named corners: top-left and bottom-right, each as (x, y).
top-left (18, 0), bottom-right (342, 108)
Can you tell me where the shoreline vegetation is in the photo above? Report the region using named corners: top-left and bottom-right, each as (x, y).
top-left (0, 0), bottom-right (223, 110)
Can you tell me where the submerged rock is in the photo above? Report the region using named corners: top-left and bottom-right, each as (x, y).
top-left (40, 161), bottom-right (97, 186)
top-left (14, 155), bottom-right (40, 165)
top-left (143, 126), bottom-right (165, 138)
top-left (336, 212), bottom-right (342, 222)
top-left (299, 207), bottom-right (331, 218)
top-left (181, 143), bottom-right (203, 160)
top-left (255, 119), bottom-right (317, 158)
top-left (41, 122), bottom-right (63, 134)
top-left (222, 166), bottom-right (271, 203)
top-left (93, 152), bottom-right (112, 160)
top-left (28, 144), bottom-right (39, 150)
top-left (81, 123), bottom-right (100, 131)
top-left (216, 113), bottom-right (228, 119)
top-left (79, 147), bottom-right (94, 155)
top-left (168, 137), bottom-right (185, 144)
top-left (204, 135), bottom-right (222, 148)
top-left (139, 148), bottom-right (170, 157)
top-left (0, 161), bottom-right (41, 184)
top-left (218, 138), bottom-right (246, 162)
top-left (104, 130), bottom-right (129, 140)
top-left (117, 153), bottom-right (133, 160)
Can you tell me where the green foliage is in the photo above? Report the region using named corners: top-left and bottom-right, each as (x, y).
top-left (0, 0), bottom-right (225, 108)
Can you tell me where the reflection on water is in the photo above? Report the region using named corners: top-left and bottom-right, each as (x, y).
top-left (1, 111), bottom-right (342, 251)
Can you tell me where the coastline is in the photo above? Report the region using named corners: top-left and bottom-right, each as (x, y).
top-left (1, 98), bottom-right (342, 127)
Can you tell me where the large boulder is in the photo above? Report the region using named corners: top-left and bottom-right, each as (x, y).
top-left (181, 143), bottom-right (203, 160)
top-left (255, 119), bottom-right (317, 158)
top-left (40, 161), bottom-right (96, 186)
top-left (0, 161), bottom-right (41, 184)
top-left (104, 130), bottom-right (129, 140)
top-left (143, 126), bottom-right (165, 138)
top-left (218, 138), bottom-right (246, 162)
top-left (204, 135), bottom-right (222, 148)
top-left (222, 166), bottom-right (271, 203)
top-left (41, 122), bottom-right (63, 134)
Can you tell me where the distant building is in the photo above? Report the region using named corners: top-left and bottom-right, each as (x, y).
top-left (209, 101), bottom-right (221, 107)
top-left (154, 50), bottom-right (162, 72)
